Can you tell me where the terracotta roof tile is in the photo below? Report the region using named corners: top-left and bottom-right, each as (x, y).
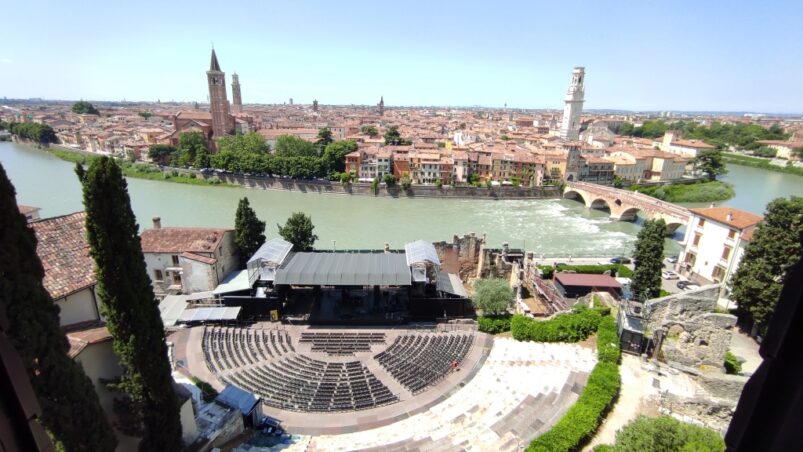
top-left (30, 212), bottom-right (96, 299)
top-left (140, 227), bottom-right (231, 254)
top-left (690, 207), bottom-right (763, 230)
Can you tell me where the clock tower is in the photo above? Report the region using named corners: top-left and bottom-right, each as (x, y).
top-left (559, 67), bottom-right (585, 141)
top-left (207, 49), bottom-right (232, 138)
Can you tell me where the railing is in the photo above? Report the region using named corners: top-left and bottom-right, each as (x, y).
top-left (567, 181), bottom-right (690, 219)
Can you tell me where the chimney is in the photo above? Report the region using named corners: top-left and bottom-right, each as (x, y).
top-left (726, 212), bottom-right (734, 222)
top-left (709, 203), bottom-right (716, 208)
top-left (152, 216), bottom-right (161, 229)
top-left (384, 243), bottom-right (390, 253)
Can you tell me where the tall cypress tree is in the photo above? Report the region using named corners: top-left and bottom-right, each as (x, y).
top-left (77, 157), bottom-right (182, 451)
top-left (631, 218), bottom-right (666, 302)
top-left (234, 196), bottom-right (266, 267)
top-left (0, 163), bottom-right (117, 451)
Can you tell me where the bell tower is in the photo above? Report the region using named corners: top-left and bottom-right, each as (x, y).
top-left (207, 49), bottom-right (232, 138)
top-left (231, 72), bottom-right (242, 114)
top-left (559, 67), bottom-right (585, 141)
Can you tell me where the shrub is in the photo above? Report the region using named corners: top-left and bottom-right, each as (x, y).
top-left (724, 351), bottom-right (742, 375)
top-left (435, 179), bottom-right (443, 189)
top-left (600, 415), bottom-right (725, 451)
top-left (477, 315), bottom-right (512, 334)
top-left (510, 308), bottom-right (603, 343)
top-left (597, 316), bottom-right (621, 364)
top-left (528, 362), bottom-right (621, 451)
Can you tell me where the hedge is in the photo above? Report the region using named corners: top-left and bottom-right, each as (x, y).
top-left (539, 264), bottom-right (631, 280)
top-left (511, 308), bottom-right (603, 343)
top-left (526, 313), bottom-right (622, 451)
top-left (477, 315), bottom-right (512, 334)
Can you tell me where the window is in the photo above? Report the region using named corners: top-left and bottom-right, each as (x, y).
top-left (172, 255), bottom-right (180, 266)
top-left (685, 252), bottom-right (697, 267)
top-left (693, 233), bottom-right (701, 247)
top-left (712, 265), bottom-right (727, 282)
top-left (722, 246), bottom-right (732, 261)
top-left (728, 229), bottom-right (736, 240)
top-left (154, 269), bottom-right (163, 281)
top-left (698, 218), bottom-right (705, 228)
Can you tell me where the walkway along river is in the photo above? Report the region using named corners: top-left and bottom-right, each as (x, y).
top-left (3, 141), bottom-right (800, 254)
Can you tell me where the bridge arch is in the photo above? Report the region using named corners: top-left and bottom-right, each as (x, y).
top-left (563, 190), bottom-right (587, 206)
top-left (590, 198), bottom-right (612, 213)
top-left (619, 207), bottom-right (641, 222)
top-left (666, 222), bottom-right (684, 235)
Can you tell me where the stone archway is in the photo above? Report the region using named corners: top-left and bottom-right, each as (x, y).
top-left (563, 190), bottom-right (587, 206)
top-left (590, 198), bottom-right (612, 213)
top-left (619, 207), bottom-right (641, 222)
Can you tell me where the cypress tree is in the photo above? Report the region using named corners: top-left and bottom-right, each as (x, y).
top-left (730, 196), bottom-right (803, 334)
top-left (234, 197), bottom-right (266, 267)
top-left (77, 157), bottom-right (182, 451)
top-left (0, 163), bottom-right (117, 451)
top-left (631, 218), bottom-right (666, 301)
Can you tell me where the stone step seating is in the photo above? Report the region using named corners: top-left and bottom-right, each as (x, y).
top-left (374, 332), bottom-right (473, 394)
top-left (299, 331), bottom-right (386, 356)
top-left (202, 326), bottom-right (293, 372)
top-left (224, 355), bottom-right (398, 412)
top-left (306, 339), bottom-right (597, 451)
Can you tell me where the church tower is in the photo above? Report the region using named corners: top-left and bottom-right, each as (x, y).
top-left (559, 67), bottom-right (585, 141)
top-left (231, 72), bottom-right (242, 114)
top-left (312, 99), bottom-right (319, 112)
top-left (207, 49), bottom-right (232, 138)
top-left (378, 96), bottom-right (384, 116)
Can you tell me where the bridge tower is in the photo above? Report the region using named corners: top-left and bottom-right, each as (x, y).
top-left (559, 67), bottom-right (585, 141)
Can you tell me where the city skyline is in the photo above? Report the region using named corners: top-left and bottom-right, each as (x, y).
top-left (2, 0), bottom-right (802, 113)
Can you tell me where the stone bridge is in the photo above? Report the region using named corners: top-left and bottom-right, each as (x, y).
top-left (563, 181), bottom-right (691, 233)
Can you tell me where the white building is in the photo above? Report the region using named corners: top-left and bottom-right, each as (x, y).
top-left (140, 217), bottom-right (238, 297)
top-left (559, 67), bottom-right (585, 141)
top-left (660, 131), bottom-right (716, 158)
top-left (677, 207), bottom-right (763, 285)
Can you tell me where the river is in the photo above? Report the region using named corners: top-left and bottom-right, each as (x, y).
top-left (2, 141), bottom-right (799, 254)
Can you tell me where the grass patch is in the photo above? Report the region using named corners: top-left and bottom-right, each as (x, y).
top-left (628, 180), bottom-right (735, 203)
top-left (511, 307), bottom-right (608, 343)
top-left (49, 147), bottom-right (235, 187)
top-left (723, 152), bottom-right (803, 177)
top-left (724, 350), bottom-right (742, 375)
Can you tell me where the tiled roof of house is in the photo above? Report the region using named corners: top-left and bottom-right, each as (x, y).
top-left (690, 207), bottom-right (764, 230)
top-left (140, 227), bottom-right (231, 254)
top-left (30, 212), bottom-right (96, 299)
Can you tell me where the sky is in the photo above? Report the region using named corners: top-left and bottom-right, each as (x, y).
top-left (1, 0), bottom-right (802, 113)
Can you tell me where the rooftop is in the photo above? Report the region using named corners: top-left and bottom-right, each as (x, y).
top-left (30, 212), bottom-right (96, 299)
top-left (690, 207), bottom-right (764, 230)
top-left (140, 227), bottom-right (231, 254)
top-left (554, 273), bottom-right (622, 288)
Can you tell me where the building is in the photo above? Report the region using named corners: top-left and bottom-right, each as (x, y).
top-left (660, 131), bottom-right (716, 158)
top-left (677, 207), bottom-right (763, 285)
top-left (553, 273), bottom-right (622, 299)
top-left (207, 49), bottom-right (234, 139)
top-left (139, 217), bottom-right (238, 297)
top-left (231, 73), bottom-right (243, 114)
top-left (559, 67), bottom-right (585, 141)
top-left (31, 212), bottom-right (103, 327)
top-left (17, 204), bottom-right (41, 222)
top-left (378, 96), bottom-right (384, 116)
top-left (579, 155), bottom-right (615, 184)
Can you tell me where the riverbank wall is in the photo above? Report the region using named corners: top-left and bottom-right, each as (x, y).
top-left (216, 173), bottom-right (563, 199)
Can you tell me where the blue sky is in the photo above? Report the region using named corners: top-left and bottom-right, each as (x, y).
top-left (2, 0), bottom-right (801, 113)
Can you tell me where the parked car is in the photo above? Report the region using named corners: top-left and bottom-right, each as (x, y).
top-left (662, 270), bottom-right (680, 280)
top-left (667, 255), bottom-right (678, 263)
top-left (610, 256), bottom-right (632, 264)
top-left (677, 280), bottom-right (700, 290)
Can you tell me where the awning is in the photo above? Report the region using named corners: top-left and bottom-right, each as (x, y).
top-left (159, 295), bottom-right (189, 327)
top-left (275, 252), bottom-right (411, 286)
top-left (178, 306), bottom-right (241, 323)
top-left (213, 270), bottom-right (251, 295)
top-left (186, 291), bottom-right (214, 302)
top-left (436, 272), bottom-right (468, 298)
top-left (405, 240), bottom-right (441, 267)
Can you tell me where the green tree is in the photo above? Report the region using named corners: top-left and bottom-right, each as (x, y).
top-left (0, 163), bottom-right (117, 451)
top-left (693, 150), bottom-right (727, 181)
top-left (384, 125), bottom-right (404, 145)
top-left (316, 127), bottom-right (334, 147)
top-left (792, 146), bottom-right (803, 159)
top-left (473, 278), bottom-right (514, 315)
top-left (399, 173), bottom-right (412, 190)
top-left (322, 140), bottom-right (358, 174)
top-left (72, 100), bottom-right (100, 115)
top-left (275, 135), bottom-right (318, 157)
top-left (277, 212), bottom-right (318, 251)
top-left (195, 146), bottom-right (211, 168)
top-left (234, 197), bottom-right (266, 266)
top-left (176, 131), bottom-right (208, 167)
top-left (604, 415), bottom-right (724, 451)
top-left (138, 111), bottom-right (153, 119)
top-left (383, 173), bottom-right (396, 186)
top-left (147, 144), bottom-right (177, 165)
top-left (218, 131), bottom-right (269, 155)
top-left (77, 157), bottom-right (182, 451)
top-left (730, 196), bottom-right (803, 333)
top-left (631, 218), bottom-right (666, 301)
top-left (361, 125), bottom-right (379, 137)
top-left (613, 175), bottom-right (624, 188)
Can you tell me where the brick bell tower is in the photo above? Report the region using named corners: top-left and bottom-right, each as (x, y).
top-left (207, 48), bottom-right (232, 138)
